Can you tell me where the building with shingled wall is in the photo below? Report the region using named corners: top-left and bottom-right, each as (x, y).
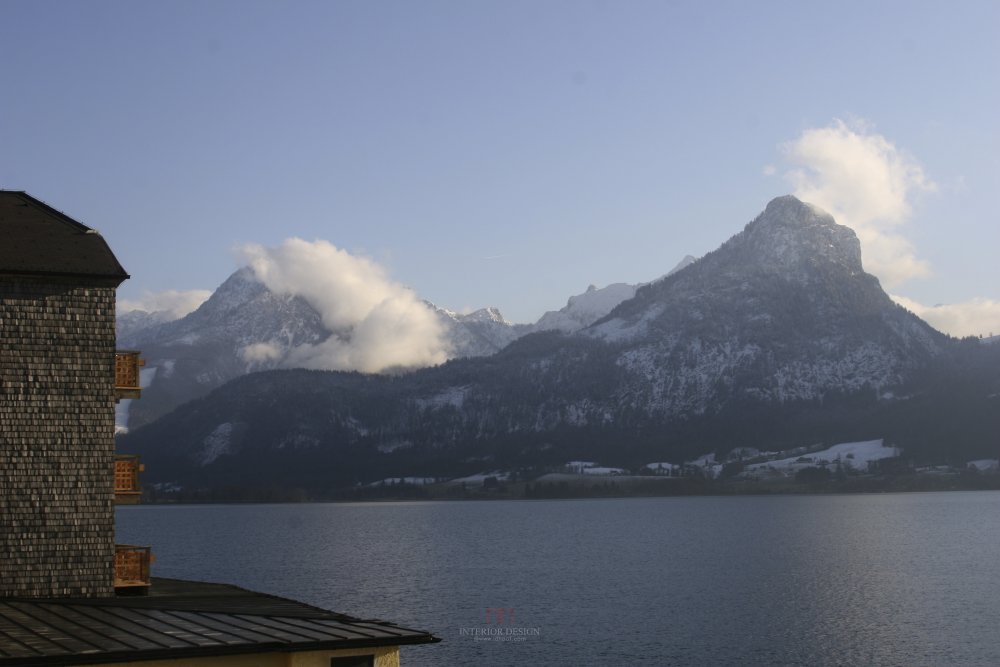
top-left (0, 190), bottom-right (128, 598)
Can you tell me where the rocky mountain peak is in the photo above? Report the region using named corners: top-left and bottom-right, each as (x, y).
top-left (591, 195), bottom-right (943, 370)
top-left (187, 267), bottom-right (267, 321)
top-left (735, 195), bottom-right (862, 277)
top-left (459, 306), bottom-right (509, 325)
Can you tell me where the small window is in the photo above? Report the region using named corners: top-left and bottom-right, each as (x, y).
top-left (330, 656), bottom-right (374, 667)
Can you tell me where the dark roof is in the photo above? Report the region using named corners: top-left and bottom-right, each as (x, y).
top-left (0, 578), bottom-right (439, 665)
top-left (0, 191), bottom-right (129, 283)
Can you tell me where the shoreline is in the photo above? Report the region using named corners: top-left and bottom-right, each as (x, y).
top-left (132, 471), bottom-right (1000, 504)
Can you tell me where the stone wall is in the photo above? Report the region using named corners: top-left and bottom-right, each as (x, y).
top-left (0, 276), bottom-right (117, 598)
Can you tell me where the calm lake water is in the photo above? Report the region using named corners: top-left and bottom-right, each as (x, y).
top-left (117, 492), bottom-right (1000, 666)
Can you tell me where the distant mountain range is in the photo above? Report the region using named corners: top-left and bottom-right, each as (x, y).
top-left (118, 196), bottom-right (1000, 495)
top-left (531, 255), bottom-right (696, 333)
top-left (117, 256), bottom-right (694, 430)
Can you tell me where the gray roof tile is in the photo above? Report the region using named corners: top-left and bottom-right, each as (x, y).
top-left (0, 191), bottom-right (128, 283)
top-left (0, 578), bottom-right (439, 665)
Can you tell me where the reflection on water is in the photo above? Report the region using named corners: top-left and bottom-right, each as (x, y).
top-left (117, 492), bottom-right (1000, 666)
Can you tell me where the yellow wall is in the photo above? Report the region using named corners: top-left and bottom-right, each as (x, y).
top-left (87, 645), bottom-right (399, 667)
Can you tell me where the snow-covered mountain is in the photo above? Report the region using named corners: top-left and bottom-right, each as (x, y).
top-left (119, 196), bottom-right (989, 495)
top-left (433, 306), bottom-right (527, 358)
top-left (582, 195), bottom-right (945, 407)
top-left (125, 267), bottom-right (328, 359)
top-left (116, 309), bottom-right (178, 343)
top-left (117, 267), bottom-right (330, 428)
top-left (533, 282), bottom-right (640, 333)
top-left (117, 258), bottom-right (687, 429)
top-left (531, 255), bottom-right (697, 334)
top-left (118, 268), bottom-right (531, 429)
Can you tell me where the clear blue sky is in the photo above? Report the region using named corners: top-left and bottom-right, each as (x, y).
top-left (2, 0), bottom-right (997, 331)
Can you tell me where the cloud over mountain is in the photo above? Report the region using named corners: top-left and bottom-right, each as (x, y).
top-left (238, 238), bottom-right (450, 373)
top-left (118, 289), bottom-right (213, 319)
top-left (892, 294), bottom-right (1000, 339)
top-left (781, 119), bottom-right (936, 288)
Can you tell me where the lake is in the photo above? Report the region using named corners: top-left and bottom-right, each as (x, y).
top-left (116, 492), bottom-right (1000, 666)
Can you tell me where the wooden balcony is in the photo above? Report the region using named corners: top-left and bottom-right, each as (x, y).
top-left (114, 455), bottom-right (143, 504)
top-left (115, 350), bottom-right (144, 401)
top-left (114, 545), bottom-right (153, 593)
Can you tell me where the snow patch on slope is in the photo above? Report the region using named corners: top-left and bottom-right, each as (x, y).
top-left (415, 386), bottom-right (469, 410)
top-left (589, 304), bottom-right (666, 343)
top-left (196, 423), bottom-right (234, 466)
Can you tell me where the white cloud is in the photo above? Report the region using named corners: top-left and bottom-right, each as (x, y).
top-left (892, 294), bottom-right (1000, 338)
top-left (780, 120), bottom-right (1000, 339)
top-left (118, 289), bottom-right (212, 319)
top-left (239, 238), bottom-right (451, 373)
top-left (781, 119), bottom-right (936, 288)
top-left (240, 342), bottom-right (284, 365)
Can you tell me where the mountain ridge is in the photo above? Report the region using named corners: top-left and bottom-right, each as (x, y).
top-left (117, 254), bottom-right (688, 429)
top-left (117, 196), bottom-right (998, 495)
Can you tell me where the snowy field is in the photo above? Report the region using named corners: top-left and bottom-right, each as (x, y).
top-left (743, 439), bottom-right (899, 477)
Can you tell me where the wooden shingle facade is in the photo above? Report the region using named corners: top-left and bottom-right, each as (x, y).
top-left (0, 191), bottom-right (129, 598)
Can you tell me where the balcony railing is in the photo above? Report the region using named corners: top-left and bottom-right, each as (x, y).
top-left (115, 350), bottom-right (144, 401)
top-left (114, 455), bottom-right (143, 504)
top-left (114, 545), bottom-right (152, 591)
